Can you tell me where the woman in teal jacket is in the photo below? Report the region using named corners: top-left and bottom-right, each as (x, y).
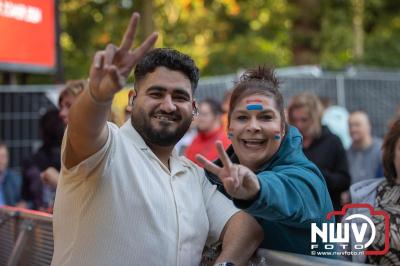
top-left (196, 67), bottom-right (334, 256)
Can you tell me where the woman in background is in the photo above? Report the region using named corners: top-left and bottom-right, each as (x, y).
top-left (348, 118), bottom-right (400, 264)
top-left (288, 92), bottom-right (350, 211)
top-left (39, 81), bottom-right (85, 190)
top-left (20, 109), bottom-right (64, 210)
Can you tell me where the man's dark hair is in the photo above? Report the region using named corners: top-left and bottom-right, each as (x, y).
top-left (134, 48), bottom-right (200, 93)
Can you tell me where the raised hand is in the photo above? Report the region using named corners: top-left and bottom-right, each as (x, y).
top-left (40, 167), bottom-right (60, 188)
top-left (196, 141), bottom-right (260, 200)
top-left (89, 13), bottom-right (158, 102)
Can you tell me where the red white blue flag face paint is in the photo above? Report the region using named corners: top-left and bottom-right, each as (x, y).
top-left (274, 130), bottom-right (281, 141)
top-left (246, 99), bottom-right (263, 111)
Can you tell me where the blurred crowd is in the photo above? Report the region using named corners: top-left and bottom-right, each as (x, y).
top-left (1, 78), bottom-right (399, 264)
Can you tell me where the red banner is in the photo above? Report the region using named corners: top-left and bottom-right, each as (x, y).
top-left (0, 0), bottom-right (56, 70)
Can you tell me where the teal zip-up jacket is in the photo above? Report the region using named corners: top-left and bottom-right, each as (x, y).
top-left (206, 125), bottom-right (334, 255)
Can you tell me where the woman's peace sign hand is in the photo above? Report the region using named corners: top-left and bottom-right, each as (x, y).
top-left (196, 141), bottom-right (260, 201)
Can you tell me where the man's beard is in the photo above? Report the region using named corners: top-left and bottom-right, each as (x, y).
top-left (131, 108), bottom-right (192, 147)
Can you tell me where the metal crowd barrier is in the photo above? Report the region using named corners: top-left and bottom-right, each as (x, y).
top-left (0, 206), bottom-right (366, 266)
top-left (0, 206), bottom-right (53, 266)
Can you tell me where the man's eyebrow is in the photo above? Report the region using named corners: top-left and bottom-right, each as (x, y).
top-left (146, 86), bottom-right (191, 98)
top-left (172, 89), bottom-right (191, 98)
top-left (146, 86), bottom-right (166, 92)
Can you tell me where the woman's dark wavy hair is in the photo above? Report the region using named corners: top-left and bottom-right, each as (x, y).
top-left (228, 66), bottom-right (285, 131)
top-left (382, 117), bottom-right (400, 184)
top-left (40, 109), bottom-right (64, 147)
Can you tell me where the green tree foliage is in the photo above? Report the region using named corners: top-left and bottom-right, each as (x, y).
top-left (153, 0), bottom-right (292, 75)
top-left (363, 0), bottom-right (400, 67)
top-left (60, 0), bottom-right (135, 79)
top-left (55, 0), bottom-right (400, 81)
top-left (319, 0), bottom-right (354, 69)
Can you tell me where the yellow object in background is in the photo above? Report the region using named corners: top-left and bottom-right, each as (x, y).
top-left (111, 87), bottom-right (133, 126)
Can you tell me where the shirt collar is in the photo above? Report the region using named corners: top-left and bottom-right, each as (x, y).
top-left (120, 120), bottom-right (187, 176)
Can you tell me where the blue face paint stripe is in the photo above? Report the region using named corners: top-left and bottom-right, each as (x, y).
top-left (246, 104), bottom-right (263, 111)
top-left (274, 134), bottom-right (281, 140)
top-left (228, 132), bottom-right (234, 139)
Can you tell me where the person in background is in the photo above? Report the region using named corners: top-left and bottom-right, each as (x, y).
top-left (175, 115), bottom-right (198, 155)
top-left (40, 80), bottom-right (85, 189)
top-left (0, 141), bottom-right (22, 206)
top-left (200, 67), bottom-right (333, 256)
top-left (346, 117), bottom-right (400, 264)
top-left (185, 99), bottom-right (230, 164)
top-left (58, 80), bottom-right (86, 125)
top-left (288, 92), bottom-right (350, 211)
top-left (347, 111), bottom-right (383, 185)
top-left (19, 109), bottom-right (64, 211)
top-left (321, 97), bottom-right (351, 149)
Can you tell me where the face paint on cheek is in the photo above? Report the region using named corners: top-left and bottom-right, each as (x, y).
top-left (246, 99), bottom-right (264, 111)
top-left (274, 130), bottom-right (281, 141)
top-left (228, 132), bottom-right (234, 139)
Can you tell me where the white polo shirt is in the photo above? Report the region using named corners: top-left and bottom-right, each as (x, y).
top-left (52, 121), bottom-right (239, 266)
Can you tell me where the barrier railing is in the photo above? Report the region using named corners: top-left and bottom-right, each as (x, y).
top-left (0, 206), bottom-right (53, 266)
top-left (0, 206), bottom-right (365, 266)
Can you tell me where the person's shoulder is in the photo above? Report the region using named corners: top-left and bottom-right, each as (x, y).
top-left (178, 156), bottom-right (210, 185)
top-left (351, 177), bottom-right (384, 191)
top-left (323, 126), bottom-right (341, 141)
top-left (350, 178), bottom-right (385, 203)
top-left (178, 155), bottom-right (204, 173)
top-left (323, 127), bottom-right (346, 151)
top-left (4, 169), bottom-right (22, 183)
top-left (106, 121), bottom-right (120, 134)
top-left (5, 169), bottom-right (19, 177)
top-left (372, 137), bottom-right (383, 149)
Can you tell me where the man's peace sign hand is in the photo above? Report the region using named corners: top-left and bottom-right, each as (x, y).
top-left (196, 141), bottom-right (261, 201)
top-left (89, 13), bottom-right (158, 102)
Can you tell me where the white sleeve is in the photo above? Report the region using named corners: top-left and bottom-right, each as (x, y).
top-left (59, 122), bottom-right (118, 183)
top-left (200, 168), bottom-right (240, 244)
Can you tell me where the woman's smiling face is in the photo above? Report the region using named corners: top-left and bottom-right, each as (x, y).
top-left (229, 94), bottom-right (284, 171)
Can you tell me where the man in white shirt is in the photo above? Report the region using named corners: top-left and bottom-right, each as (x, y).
top-left (52, 13), bottom-right (263, 266)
